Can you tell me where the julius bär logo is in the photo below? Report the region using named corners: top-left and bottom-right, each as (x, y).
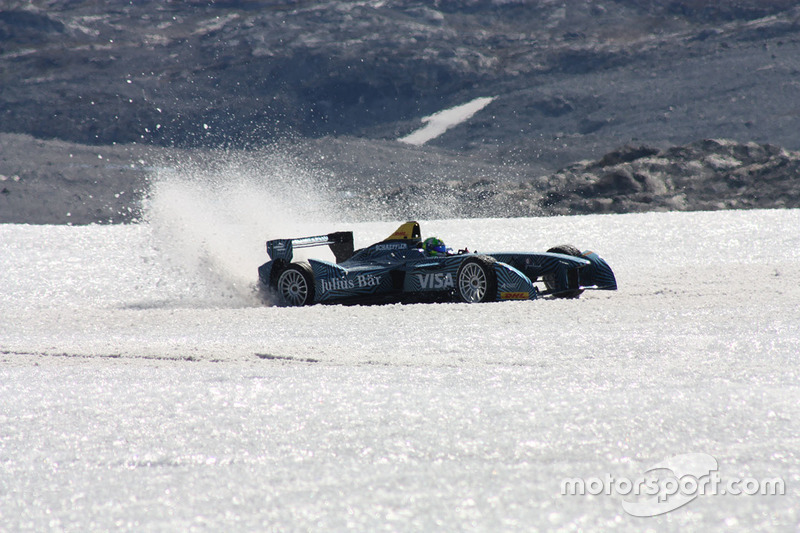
top-left (320, 274), bottom-right (380, 293)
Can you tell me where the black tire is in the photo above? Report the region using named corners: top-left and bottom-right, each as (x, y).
top-left (544, 245), bottom-right (584, 299)
top-left (547, 244), bottom-right (583, 257)
top-left (273, 262), bottom-right (315, 306)
top-left (455, 256), bottom-right (498, 303)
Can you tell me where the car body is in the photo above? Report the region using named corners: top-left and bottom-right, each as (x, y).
top-left (258, 221), bottom-right (617, 306)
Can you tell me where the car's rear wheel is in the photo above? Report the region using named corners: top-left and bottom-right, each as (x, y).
top-left (456, 256), bottom-right (497, 303)
top-left (544, 245), bottom-right (584, 299)
top-left (275, 263), bottom-right (315, 306)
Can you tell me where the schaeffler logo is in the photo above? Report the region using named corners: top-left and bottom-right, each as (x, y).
top-left (561, 453), bottom-right (785, 517)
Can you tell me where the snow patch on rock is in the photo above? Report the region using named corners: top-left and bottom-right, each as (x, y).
top-left (399, 96), bottom-right (495, 145)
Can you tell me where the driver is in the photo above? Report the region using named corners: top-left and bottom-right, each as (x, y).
top-left (422, 237), bottom-right (449, 256)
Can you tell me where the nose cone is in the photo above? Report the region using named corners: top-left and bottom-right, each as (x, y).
top-left (579, 252), bottom-right (617, 290)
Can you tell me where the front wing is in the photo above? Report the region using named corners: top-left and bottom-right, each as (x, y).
top-left (490, 251), bottom-right (617, 292)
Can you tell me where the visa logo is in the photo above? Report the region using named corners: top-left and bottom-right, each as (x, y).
top-left (418, 272), bottom-right (454, 290)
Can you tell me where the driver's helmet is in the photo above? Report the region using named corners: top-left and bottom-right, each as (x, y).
top-left (423, 237), bottom-right (447, 256)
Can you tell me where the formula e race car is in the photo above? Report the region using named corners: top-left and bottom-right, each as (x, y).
top-left (257, 221), bottom-right (616, 306)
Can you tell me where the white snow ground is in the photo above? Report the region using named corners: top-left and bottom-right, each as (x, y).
top-left (2, 207), bottom-right (800, 531)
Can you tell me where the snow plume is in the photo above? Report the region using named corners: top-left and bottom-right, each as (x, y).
top-left (142, 148), bottom-right (344, 305)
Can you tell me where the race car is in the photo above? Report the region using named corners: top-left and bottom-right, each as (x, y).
top-left (257, 221), bottom-right (616, 306)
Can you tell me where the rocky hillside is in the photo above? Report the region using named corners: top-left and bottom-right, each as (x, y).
top-left (2, 1), bottom-right (800, 223)
top-left (349, 138), bottom-right (800, 219)
top-left (2, 133), bottom-right (797, 224)
top-left (3, 1), bottom-right (800, 162)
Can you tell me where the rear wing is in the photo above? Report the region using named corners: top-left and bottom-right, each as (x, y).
top-left (266, 231), bottom-right (354, 264)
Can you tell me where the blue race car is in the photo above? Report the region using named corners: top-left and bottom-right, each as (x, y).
top-left (258, 221), bottom-right (616, 306)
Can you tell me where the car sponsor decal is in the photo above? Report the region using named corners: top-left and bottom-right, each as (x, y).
top-left (524, 257), bottom-right (542, 268)
top-left (355, 273), bottom-right (381, 288)
top-left (375, 243), bottom-right (408, 251)
top-left (500, 291), bottom-right (529, 300)
top-left (320, 274), bottom-right (381, 293)
top-left (417, 272), bottom-right (454, 290)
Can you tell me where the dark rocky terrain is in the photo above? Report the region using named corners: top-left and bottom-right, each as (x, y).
top-left (346, 138), bottom-right (800, 219)
top-left (1, 1), bottom-right (800, 223)
top-left (3, 132), bottom-right (798, 223)
top-left (0, 133), bottom-right (155, 224)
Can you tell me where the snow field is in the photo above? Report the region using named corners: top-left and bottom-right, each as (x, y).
top-left (1, 208), bottom-right (799, 531)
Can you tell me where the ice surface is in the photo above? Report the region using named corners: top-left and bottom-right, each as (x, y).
top-left (1, 209), bottom-right (799, 531)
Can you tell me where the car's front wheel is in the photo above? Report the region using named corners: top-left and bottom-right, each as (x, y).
top-left (544, 245), bottom-right (584, 299)
top-left (455, 256), bottom-right (497, 303)
top-left (274, 263), bottom-right (315, 306)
